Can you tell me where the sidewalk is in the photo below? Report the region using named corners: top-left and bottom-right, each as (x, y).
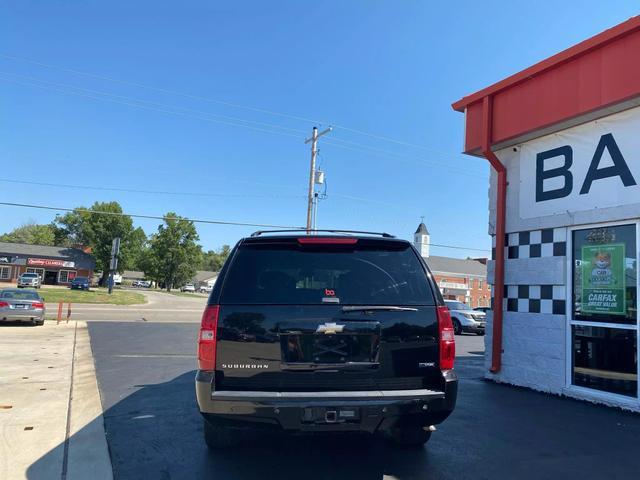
top-left (0, 321), bottom-right (112, 480)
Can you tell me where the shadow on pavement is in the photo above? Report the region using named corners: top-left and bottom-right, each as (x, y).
top-left (24, 369), bottom-right (440, 480)
top-left (26, 354), bottom-right (640, 480)
top-left (97, 370), bottom-right (441, 480)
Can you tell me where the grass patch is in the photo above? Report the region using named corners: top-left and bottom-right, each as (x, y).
top-left (38, 287), bottom-right (147, 306)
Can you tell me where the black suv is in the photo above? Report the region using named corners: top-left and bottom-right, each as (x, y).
top-left (195, 231), bottom-right (457, 448)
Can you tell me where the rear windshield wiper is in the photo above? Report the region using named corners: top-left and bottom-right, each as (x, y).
top-left (341, 306), bottom-right (418, 312)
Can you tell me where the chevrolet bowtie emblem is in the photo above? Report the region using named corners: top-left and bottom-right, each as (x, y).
top-left (315, 322), bottom-right (345, 335)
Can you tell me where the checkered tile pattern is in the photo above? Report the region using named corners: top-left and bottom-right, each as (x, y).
top-left (491, 228), bottom-right (567, 260)
top-left (498, 284), bottom-right (566, 314)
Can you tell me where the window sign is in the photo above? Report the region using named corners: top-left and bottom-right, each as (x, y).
top-left (571, 223), bottom-right (638, 398)
top-left (572, 225), bottom-right (637, 325)
top-left (581, 243), bottom-right (626, 315)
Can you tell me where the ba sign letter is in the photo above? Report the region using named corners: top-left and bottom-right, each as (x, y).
top-left (519, 106), bottom-right (640, 219)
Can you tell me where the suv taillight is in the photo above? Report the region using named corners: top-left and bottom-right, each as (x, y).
top-left (198, 305), bottom-right (220, 371)
top-left (437, 305), bottom-right (455, 371)
top-left (0, 301), bottom-right (8, 307)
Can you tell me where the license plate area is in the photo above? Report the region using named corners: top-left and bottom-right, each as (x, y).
top-left (301, 406), bottom-right (360, 424)
top-left (13, 304), bottom-right (28, 309)
top-left (281, 332), bottom-right (380, 364)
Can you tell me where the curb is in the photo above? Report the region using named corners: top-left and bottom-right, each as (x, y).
top-left (65, 321), bottom-right (113, 480)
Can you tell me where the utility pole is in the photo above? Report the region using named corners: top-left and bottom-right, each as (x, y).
top-left (304, 126), bottom-right (332, 231)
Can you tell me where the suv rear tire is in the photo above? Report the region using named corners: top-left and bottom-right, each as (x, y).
top-left (388, 427), bottom-right (432, 447)
top-left (203, 419), bottom-right (241, 449)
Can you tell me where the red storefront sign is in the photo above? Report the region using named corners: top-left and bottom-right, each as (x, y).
top-left (27, 258), bottom-right (75, 268)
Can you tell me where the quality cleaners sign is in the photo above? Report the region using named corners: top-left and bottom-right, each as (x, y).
top-left (519, 106), bottom-right (640, 219)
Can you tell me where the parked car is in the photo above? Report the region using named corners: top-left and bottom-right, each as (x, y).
top-left (17, 272), bottom-right (41, 289)
top-left (70, 276), bottom-right (90, 291)
top-left (445, 300), bottom-right (486, 335)
top-left (0, 288), bottom-right (45, 325)
top-left (196, 232), bottom-right (457, 449)
top-left (181, 283), bottom-right (196, 293)
top-left (199, 285), bottom-right (213, 294)
top-left (474, 306), bottom-right (491, 313)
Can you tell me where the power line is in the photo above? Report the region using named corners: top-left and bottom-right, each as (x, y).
top-left (0, 178), bottom-right (304, 200)
top-left (0, 52), bottom-right (465, 156)
top-left (0, 201), bottom-right (307, 229)
top-left (322, 138), bottom-right (486, 178)
top-left (0, 53), bottom-right (327, 124)
top-left (0, 71), bottom-right (309, 136)
top-left (0, 201), bottom-right (490, 252)
top-left (0, 73), bottom-right (306, 140)
top-left (428, 243), bottom-right (489, 253)
top-left (0, 177), bottom-right (403, 206)
top-left (0, 73), bottom-right (486, 179)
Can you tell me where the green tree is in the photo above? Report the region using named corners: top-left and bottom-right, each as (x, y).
top-left (138, 244), bottom-right (161, 286)
top-left (0, 222), bottom-right (57, 245)
top-left (55, 201), bottom-right (136, 285)
top-left (147, 212), bottom-right (202, 291)
top-left (201, 244), bottom-right (231, 271)
top-left (127, 227), bottom-right (149, 271)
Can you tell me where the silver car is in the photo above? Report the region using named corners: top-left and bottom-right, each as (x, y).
top-left (0, 289), bottom-right (46, 325)
top-left (17, 272), bottom-right (41, 289)
top-left (444, 300), bottom-right (486, 336)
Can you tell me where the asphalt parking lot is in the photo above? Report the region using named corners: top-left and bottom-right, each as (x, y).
top-left (85, 320), bottom-right (640, 480)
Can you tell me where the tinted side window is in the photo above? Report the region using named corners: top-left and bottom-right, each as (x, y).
top-left (220, 241), bottom-right (434, 305)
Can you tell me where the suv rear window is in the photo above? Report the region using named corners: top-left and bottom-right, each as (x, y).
top-left (220, 239), bottom-right (434, 305)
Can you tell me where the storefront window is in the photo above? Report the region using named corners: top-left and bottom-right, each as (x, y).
top-left (572, 225), bottom-right (637, 325)
top-left (571, 224), bottom-right (638, 399)
top-left (59, 270), bottom-right (76, 283)
top-left (572, 326), bottom-right (637, 397)
top-left (0, 266), bottom-right (10, 280)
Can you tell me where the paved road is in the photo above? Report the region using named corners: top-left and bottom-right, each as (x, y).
top-left (70, 290), bottom-right (206, 322)
top-left (87, 322), bottom-right (640, 479)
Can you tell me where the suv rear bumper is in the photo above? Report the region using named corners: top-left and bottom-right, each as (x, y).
top-left (196, 370), bottom-right (457, 434)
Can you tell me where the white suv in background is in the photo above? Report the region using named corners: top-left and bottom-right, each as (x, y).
top-left (444, 300), bottom-right (486, 336)
top-left (17, 272), bottom-right (41, 289)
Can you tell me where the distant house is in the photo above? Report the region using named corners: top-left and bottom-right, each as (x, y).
top-left (122, 270), bottom-right (145, 282)
top-left (193, 271), bottom-right (219, 288)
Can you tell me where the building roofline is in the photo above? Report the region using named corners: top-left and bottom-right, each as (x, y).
top-left (452, 16), bottom-right (640, 112)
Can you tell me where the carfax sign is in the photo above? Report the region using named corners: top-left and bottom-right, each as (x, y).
top-left (581, 243), bottom-right (626, 315)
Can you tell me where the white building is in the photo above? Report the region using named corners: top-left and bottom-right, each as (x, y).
top-left (453, 18), bottom-right (640, 410)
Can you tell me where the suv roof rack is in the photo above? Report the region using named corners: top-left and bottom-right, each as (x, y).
top-left (250, 229), bottom-right (396, 238)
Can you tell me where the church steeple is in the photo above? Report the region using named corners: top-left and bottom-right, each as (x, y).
top-left (414, 218), bottom-right (430, 257)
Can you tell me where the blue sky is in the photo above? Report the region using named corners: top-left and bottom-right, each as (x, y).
top-left (1, 1), bottom-right (637, 256)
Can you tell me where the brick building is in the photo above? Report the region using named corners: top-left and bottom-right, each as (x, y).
top-left (0, 242), bottom-right (95, 286)
top-left (414, 222), bottom-right (490, 307)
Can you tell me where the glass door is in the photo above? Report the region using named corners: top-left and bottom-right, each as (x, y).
top-left (569, 223), bottom-right (638, 399)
